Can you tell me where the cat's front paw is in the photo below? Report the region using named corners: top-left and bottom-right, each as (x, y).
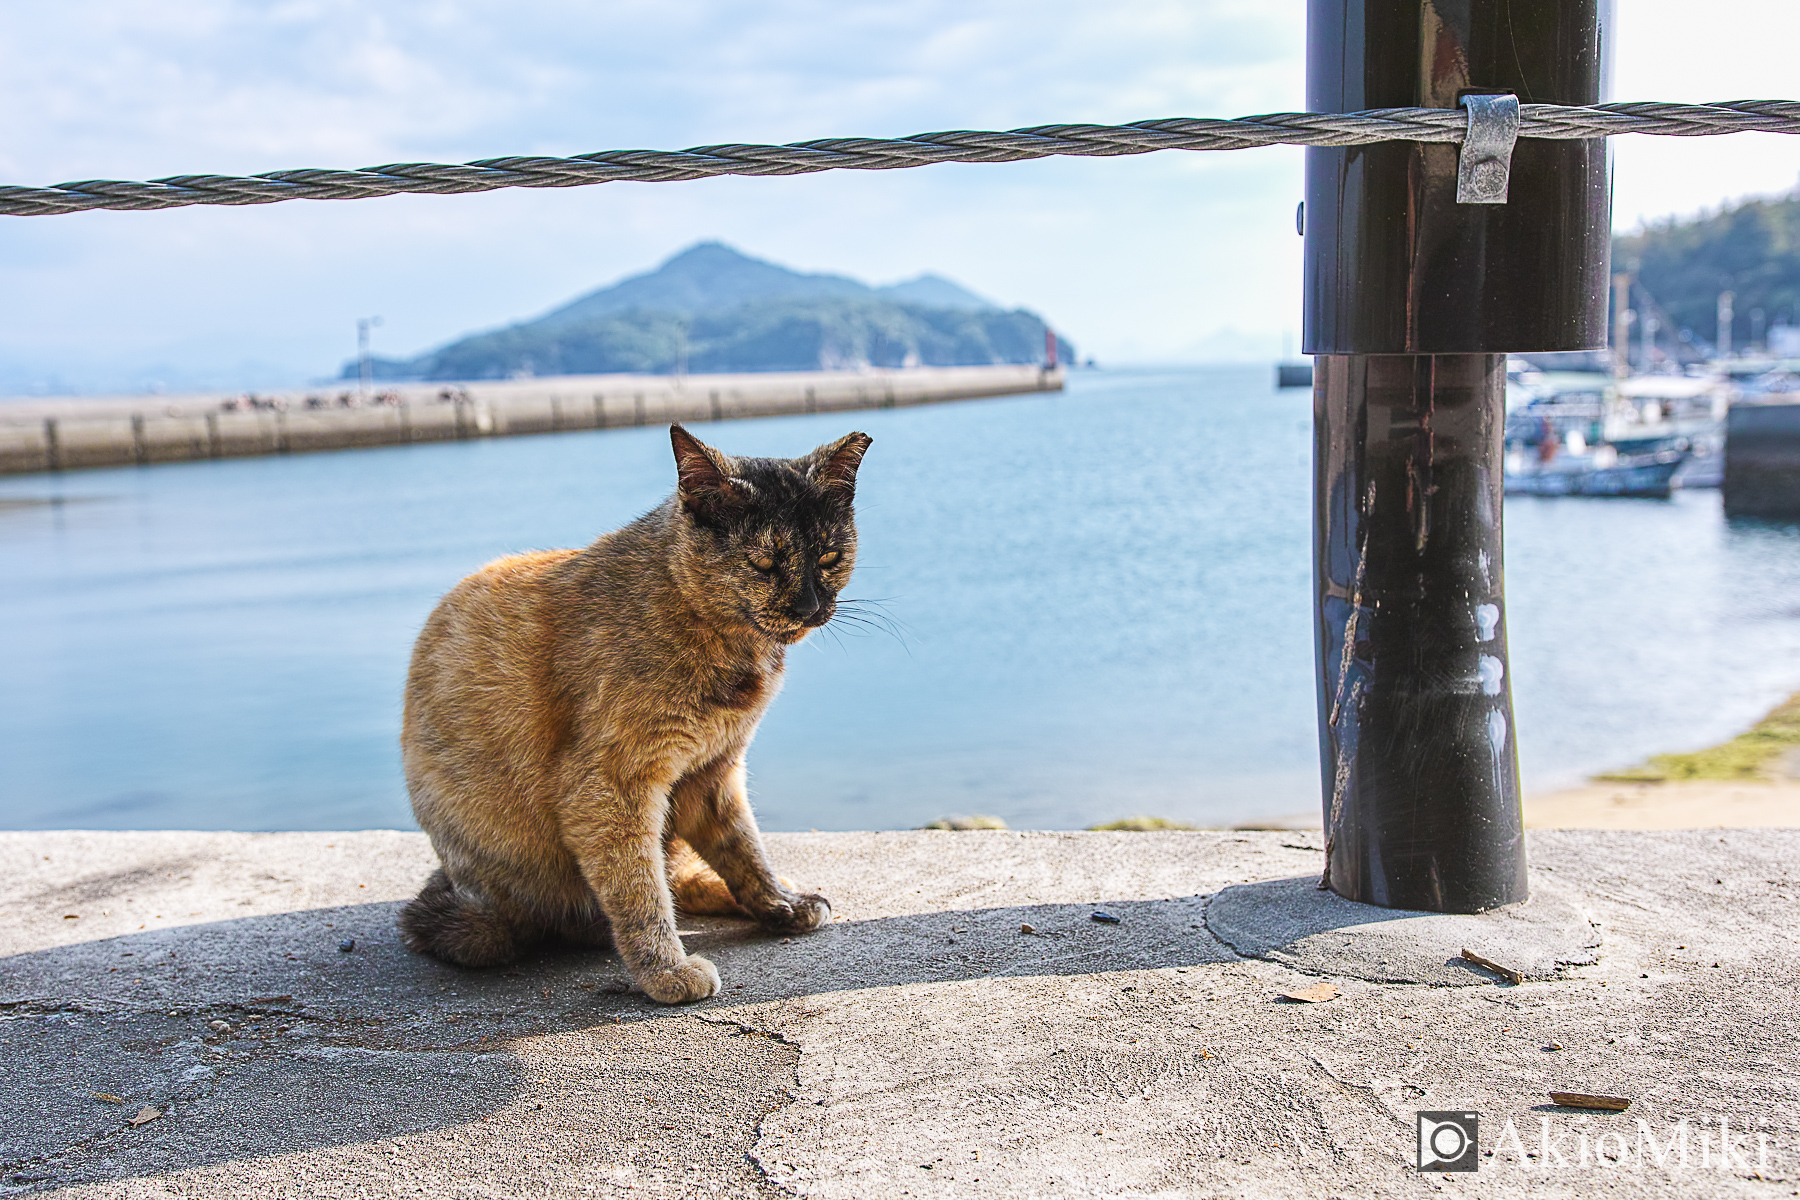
top-left (638, 954), bottom-right (721, 1004)
top-left (759, 892), bottom-right (831, 934)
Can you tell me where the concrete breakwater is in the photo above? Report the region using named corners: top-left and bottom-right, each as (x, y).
top-left (0, 364), bottom-right (1063, 476)
top-left (5, 828), bottom-right (1794, 1197)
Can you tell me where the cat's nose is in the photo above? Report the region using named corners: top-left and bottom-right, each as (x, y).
top-left (788, 577), bottom-right (822, 621)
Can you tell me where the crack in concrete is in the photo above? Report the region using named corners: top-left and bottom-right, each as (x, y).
top-left (1302, 1053), bottom-right (1410, 1132)
top-left (690, 1011), bottom-right (808, 1199)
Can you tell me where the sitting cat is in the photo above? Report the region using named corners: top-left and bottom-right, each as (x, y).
top-left (398, 424), bottom-right (871, 1003)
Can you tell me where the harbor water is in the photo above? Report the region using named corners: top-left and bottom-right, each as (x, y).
top-left (5, 365), bottom-right (1800, 832)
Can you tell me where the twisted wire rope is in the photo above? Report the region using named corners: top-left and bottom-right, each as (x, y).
top-left (4, 100), bottom-right (1798, 218)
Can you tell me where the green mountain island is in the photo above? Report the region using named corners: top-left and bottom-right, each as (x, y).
top-left (348, 242), bottom-right (1075, 381)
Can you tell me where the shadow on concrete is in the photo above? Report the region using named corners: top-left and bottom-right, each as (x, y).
top-left (0, 890), bottom-right (1233, 1192)
top-left (1205, 874), bottom-right (1601, 986)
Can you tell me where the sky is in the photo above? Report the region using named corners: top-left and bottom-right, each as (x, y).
top-left (2, 0), bottom-right (1799, 395)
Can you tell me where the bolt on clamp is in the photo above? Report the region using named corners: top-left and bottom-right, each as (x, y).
top-left (1457, 94), bottom-right (1520, 204)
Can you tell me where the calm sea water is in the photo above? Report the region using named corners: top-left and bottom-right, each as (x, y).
top-left (5, 366), bottom-right (1800, 833)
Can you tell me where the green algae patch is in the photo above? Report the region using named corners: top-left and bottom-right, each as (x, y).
top-left (1596, 692), bottom-right (1800, 783)
top-left (919, 814), bottom-right (1009, 830)
top-left (1087, 816), bottom-right (1199, 832)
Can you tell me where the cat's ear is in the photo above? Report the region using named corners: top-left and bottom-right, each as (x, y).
top-left (671, 425), bottom-right (747, 519)
top-left (809, 431), bottom-right (873, 498)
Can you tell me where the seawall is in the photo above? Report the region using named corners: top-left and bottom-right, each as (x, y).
top-left (0, 364), bottom-right (1064, 476)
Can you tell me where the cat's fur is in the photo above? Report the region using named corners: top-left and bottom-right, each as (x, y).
top-left (398, 424), bottom-right (871, 1003)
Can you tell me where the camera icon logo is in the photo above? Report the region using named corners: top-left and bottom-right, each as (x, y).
top-left (1416, 1111), bottom-right (1480, 1172)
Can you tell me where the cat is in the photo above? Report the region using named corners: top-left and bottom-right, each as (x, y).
top-left (398, 424), bottom-right (871, 1003)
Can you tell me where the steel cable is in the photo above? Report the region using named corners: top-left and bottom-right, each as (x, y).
top-left (4, 100), bottom-right (1798, 218)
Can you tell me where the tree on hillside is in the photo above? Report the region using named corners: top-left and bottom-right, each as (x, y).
top-left (1615, 191), bottom-right (1800, 353)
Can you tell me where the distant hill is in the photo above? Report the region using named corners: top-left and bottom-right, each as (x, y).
top-left (1616, 190), bottom-right (1800, 356)
top-left (350, 243), bottom-right (1071, 381)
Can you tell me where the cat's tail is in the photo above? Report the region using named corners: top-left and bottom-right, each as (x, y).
top-left (668, 838), bottom-right (749, 917)
top-left (398, 868), bottom-right (519, 967)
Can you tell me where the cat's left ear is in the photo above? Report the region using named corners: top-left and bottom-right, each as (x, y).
top-left (808, 431), bottom-right (873, 498)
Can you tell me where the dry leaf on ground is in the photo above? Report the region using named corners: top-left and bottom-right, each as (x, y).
top-left (1279, 982), bottom-right (1340, 1003)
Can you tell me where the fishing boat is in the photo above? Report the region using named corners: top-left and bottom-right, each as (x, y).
top-left (1504, 437), bottom-right (1689, 498)
top-left (1501, 359), bottom-right (1721, 497)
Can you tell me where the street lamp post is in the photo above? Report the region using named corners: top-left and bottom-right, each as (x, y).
top-left (358, 315), bottom-right (384, 402)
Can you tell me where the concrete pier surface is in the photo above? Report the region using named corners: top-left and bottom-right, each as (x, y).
top-left (5, 829), bottom-right (1798, 1197)
top-left (0, 365), bottom-right (1063, 476)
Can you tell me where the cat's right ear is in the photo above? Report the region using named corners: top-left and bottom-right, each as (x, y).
top-left (671, 425), bottom-right (746, 521)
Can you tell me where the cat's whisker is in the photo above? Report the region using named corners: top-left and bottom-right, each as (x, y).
top-left (812, 622), bottom-right (854, 656)
top-left (837, 596), bottom-right (909, 628)
top-left (824, 604), bottom-right (911, 655)
top-left (825, 610), bottom-right (881, 633)
top-left (833, 599), bottom-right (912, 642)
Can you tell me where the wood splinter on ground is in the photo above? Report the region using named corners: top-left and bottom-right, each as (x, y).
top-left (1549, 1091), bottom-right (1632, 1111)
top-left (1278, 981), bottom-right (1340, 1003)
top-left (1460, 948), bottom-right (1524, 985)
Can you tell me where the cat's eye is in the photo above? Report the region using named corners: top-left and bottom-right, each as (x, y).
top-left (749, 553), bottom-right (776, 573)
top-left (817, 550), bottom-right (842, 568)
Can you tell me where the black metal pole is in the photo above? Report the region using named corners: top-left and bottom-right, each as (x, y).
top-left (1303, 0), bottom-right (1611, 912)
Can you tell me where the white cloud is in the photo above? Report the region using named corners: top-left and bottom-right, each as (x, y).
top-left (0, 0), bottom-right (1793, 393)
top-left (1609, 0), bottom-right (1800, 229)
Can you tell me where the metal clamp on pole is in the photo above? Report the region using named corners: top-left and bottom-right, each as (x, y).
top-left (1457, 93), bottom-right (1520, 204)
